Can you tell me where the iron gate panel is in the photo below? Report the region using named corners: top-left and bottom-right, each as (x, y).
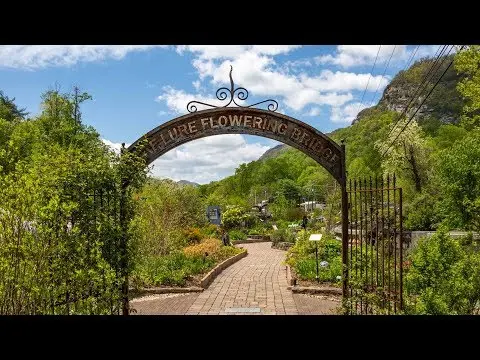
top-left (346, 174), bottom-right (403, 314)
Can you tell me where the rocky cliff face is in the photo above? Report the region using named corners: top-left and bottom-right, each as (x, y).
top-left (353, 54), bottom-right (464, 125)
top-left (258, 144), bottom-right (290, 161)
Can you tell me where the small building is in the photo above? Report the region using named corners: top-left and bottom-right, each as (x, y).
top-left (299, 201), bottom-right (326, 212)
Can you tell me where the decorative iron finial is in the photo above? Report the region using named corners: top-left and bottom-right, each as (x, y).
top-left (186, 65), bottom-right (278, 113)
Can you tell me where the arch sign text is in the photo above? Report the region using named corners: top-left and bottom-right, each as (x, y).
top-left (129, 107), bottom-right (344, 183)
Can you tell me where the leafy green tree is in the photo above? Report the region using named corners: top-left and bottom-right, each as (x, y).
top-left (375, 119), bottom-right (431, 193)
top-left (0, 90), bottom-right (28, 121)
top-left (222, 205), bottom-right (252, 230)
top-left (405, 230), bottom-right (480, 314)
top-left (454, 45), bottom-right (480, 130)
top-left (437, 129), bottom-right (480, 232)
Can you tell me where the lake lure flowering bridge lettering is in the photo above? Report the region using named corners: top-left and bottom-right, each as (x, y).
top-left (129, 108), bottom-right (343, 183)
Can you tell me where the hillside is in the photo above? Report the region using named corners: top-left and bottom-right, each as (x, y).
top-left (353, 54), bottom-right (464, 125)
top-left (258, 144), bottom-right (290, 161)
top-left (177, 180), bottom-right (200, 187)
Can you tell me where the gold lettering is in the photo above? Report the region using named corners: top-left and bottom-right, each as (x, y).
top-left (322, 148), bottom-right (333, 160)
top-left (290, 127), bottom-right (302, 141)
top-left (312, 139), bottom-right (325, 153)
top-left (253, 116), bottom-right (263, 129)
top-left (178, 124), bottom-right (188, 136)
top-left (262, 118), bottom-right (268, 130)
top-left (210, 117), bottom-right (218, 129)
top-left (228, 115), bottom-right (243, 126)
top-left (168, 128), bottom-right (178, 141)
top-left (330, 153), bottom-right (340, 164)
top-left (278, 123), bottom-right (287, 135)
top-left (201, 118), bottom-right (210, 130)
top-left (267, 119), bottom-right (278, 133)
top-left (188, 121), bottom-right (197, 133)
top-left (244, 115), bottom-right (252, 127)
top-left (300, 131), bottom-right (311, 146)
top-left (160, 133), bottom-right (169, 146)
top-left (148, 136), bottom-right (164, 152)
top-left (218, 116), bottom-right (228, 127)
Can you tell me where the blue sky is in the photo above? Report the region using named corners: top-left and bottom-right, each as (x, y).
top-left (0, 45), bottom-right (440, 183)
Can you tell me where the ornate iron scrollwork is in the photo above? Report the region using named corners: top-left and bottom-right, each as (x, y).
top-left (186, 65), bottom-right (278, 113)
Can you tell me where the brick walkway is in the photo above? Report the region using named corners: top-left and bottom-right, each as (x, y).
top-left (131, 242), bottom-right (340, 315)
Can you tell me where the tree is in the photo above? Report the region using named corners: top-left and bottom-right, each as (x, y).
top-left (0, 90), bottom-right (28, 121)
top-left (70, 86), bottom-right (93, 124)
top-left (375, 119), bottom-right (431, 193)
top-left (454, 45), bottom-right (480, 130)
top-left (437, 129), bottom-right (480, 232)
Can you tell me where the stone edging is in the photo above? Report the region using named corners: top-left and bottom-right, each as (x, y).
top-left (285, 265), bottom-right (341, 296)
top-left (233, 239), bottom-right (271, 244)
top-left (200, 250), bottom-right (248, 288)
top-left (286, 265), bottom-right (295, 286)
top-left (131, 286), bottom-right (204, 296)
top-left (130, 250), bottom-right (248, 298)
top-left (289, 286), bottom-right (342, 296)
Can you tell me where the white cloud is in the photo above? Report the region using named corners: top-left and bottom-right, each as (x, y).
top-left (331, 102), bottom-right (369, 124)
top-left (173, 46), bottom-right (392, 113)
top-left (300, 70), bottom-right (390, 92)
top-left (176, 45), bottom-right (300, 60)
top-left (102, 135), bottom-right (271, 184)
top-left (102, 139), bottom-right (131, 154)
top-left (156, 86), bottom-right (245, 114)
top-left (192, 80), bottom-right (201, 91)
top-left (316, 45), bottom-right (409, 68)
top-left (0, 45), bottom-right (168, 69)
top-left (305, 107), bottom-right (322, 116)
top-left (149, 134), bottom-right (270, 184)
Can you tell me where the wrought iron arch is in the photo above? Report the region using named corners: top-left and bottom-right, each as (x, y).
top-left (124, 67), bottom-right (349, 314)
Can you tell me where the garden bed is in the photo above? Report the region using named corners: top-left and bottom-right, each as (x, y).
top-left (130, 240), bottom-right (247, 296)
top-left (288, 265), bottom-right (342, 295)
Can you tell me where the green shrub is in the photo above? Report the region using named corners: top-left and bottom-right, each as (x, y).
top-left (285, 230), bottom-right (342, 284)
top-left (131, 251), bottom-right (216, 287)
top-left (222, 206), bottom-right (252, 229)
top-left (131, 240), bottom-right (244, 288)
top-left (271, 228), bottom-right (296, 245)
top-left (295, 256), bottom-right (342, 284)
top-left (201, 223), bottom-right (221, 238)
top-left (229, 229), bottom-right (247, 241)
top-left (182, 227), bottom-right (203, 244)
top-left (404, 230), bottom-right (480, 314)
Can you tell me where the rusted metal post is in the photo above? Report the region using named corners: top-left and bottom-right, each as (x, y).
top-left (340, 141), bottom-right (349, 306)
top-left (399, 187), bottom-right (403, 311)
top-left (120, 143), bottom-right (130, 316)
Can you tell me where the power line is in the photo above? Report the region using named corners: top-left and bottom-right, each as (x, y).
top-left (357, 45), bottom-right (382, 113)
top-left (370, 45), bottom-right (421, 107)
top-left (384, 45), bottom-right (449, 140)
top-left (381, 45), bottom-right (464, 158)
top-left (370, 45), bottom-right (397, 106)
top-left (404, 45), bottom-right (420, 70)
